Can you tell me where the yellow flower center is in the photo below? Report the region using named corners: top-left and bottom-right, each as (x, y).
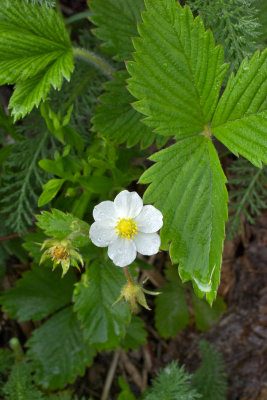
top-left (51, 246), bottom-right (69, 264)
top-left (115, 218), bottom-right (138, 240)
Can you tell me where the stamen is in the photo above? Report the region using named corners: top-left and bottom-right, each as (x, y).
top-left (115, 218), bottom-right (138, 240)
top-left (50, 246), bottom-right (69, 262)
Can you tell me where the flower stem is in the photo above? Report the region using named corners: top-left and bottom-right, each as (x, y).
top-left (72, 47), bottom-right (115, 79)
top-left (124, 267), bottom-right (132, 284)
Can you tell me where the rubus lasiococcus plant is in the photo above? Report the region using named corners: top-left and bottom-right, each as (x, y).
top-left (0, 0), bottom-right (266, 394)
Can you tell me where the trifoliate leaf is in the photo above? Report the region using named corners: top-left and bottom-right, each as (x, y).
top-left (127, 0), bottom-right (228, 138)
top-left (89, 0), bottom-right (145, 61)
top-left (140, 136), bottom-right (228, 304)
top-left (92, 70), bottom-right (155, 149)
top-left (0, 0), bottom-right (74, 120)
top-left (36, 209), bottom-right (90, 247)
top-left (73, 260), bottom-right (131, 350)
top-left (155, 280), bottom-right (189, 338)
top-left (212, 49), bottom-right (267, 167)
top-left (192, 295), bottom-right (226, 331)
top-left (0, 264), bottom-right (76, 321)
top-left (26, 307), bottom-right (95, 390)
top-left (120, 315), bottom-right (147, 351)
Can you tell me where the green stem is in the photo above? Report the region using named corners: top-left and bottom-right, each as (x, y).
top-left (65, 10), bottom-right (92, 25)
top-left (10, 338), bottom-right (24, 362)
top-left (72, 47), bottom-right (115, 79)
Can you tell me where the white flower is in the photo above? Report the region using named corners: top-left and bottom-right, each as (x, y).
top-left (89, 190), bottom-right (163, 267)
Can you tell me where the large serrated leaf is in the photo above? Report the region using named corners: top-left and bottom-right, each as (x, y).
top-left (140, 136), bottom-right (228, 303)
top-left (212, 49), bottom-right (267, 167)
top-left (0, 265), bottom-right (76, 321)
top-left (0, 0), bottom-right (74, 120)
top-left (92, 70), bottom-right (156, 149)
top-left (89, 0), bottom-right (145, 61)
top-left (73, 260), bottom-right (131, 350)
top-left (26, 307), bottom-right (95, 390)
top-left (127, 0), bottom-right (228, 138)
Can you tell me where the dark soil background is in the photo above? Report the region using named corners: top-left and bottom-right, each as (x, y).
top-left (0, 1), bottom-right (266, 399)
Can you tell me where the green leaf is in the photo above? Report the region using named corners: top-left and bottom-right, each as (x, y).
top-left (23, 231), bottom-right (48, 263)
top-left (155, 280), bottom-right (189, 339)
top-left (187, 0), bottom-right (261, 77)
top-left (47, 392), bottom-right (73, 400)
top-left (36, 209), bottom-right (90, 246)
top-left (63, 126), bottom-right (84, 153)
top-left (0, 104), bottom-right (19, 140)
top-left (255, 0), bottom-right (267, 46)
top-left (227, 160), bottom-right (267, 239)
top-left (39, 158), bottom-right (66, 177)
top-left (0, 132), bottom-right (50, 234)
top-left (192, 340), bottom-right (227, 400)
top-left (26, 307), bottom-right (95, 390)
top-left (0, 349), bottom-right (14, 375)
top-left (0, 145), bottom-right (13, 165)
top-left (38, 178), bottom-right (65, 207)
top-left (140, 136), bottom-right (228, 304)
top-left (73, 260), bottom-right (131, 350)
top-left (0, 264), bottom-right (76, 321)
top-left (0, 0), bottom-right (74, 120)
top-left (192, 295), bottom-right (226, 331)
top-left (117, 377), bottom-right (137, 400)
top-left (3, 362), bottom-right (45, 400)
top-left (89, 0), bottom-right (145, 61)
top-left (127, 0), bottom-right (228, 138)
top-left (120, 315), bottom-right (147, 351)
top-left (92, 70), bottom-right (156, 149)
top-left (78, 175), bottom-right (114, 194)
top-left (212, 50), bottom-right (267, 167)
top-left (144, 361), bottom-right (201, 400)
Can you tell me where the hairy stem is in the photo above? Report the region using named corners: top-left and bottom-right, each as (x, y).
top-left (72, 47), bottom-right (115, 79)
top-left (124, 266), bottom-right (132, 284)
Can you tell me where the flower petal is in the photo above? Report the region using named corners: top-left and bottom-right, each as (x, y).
top-left (134, 232), bottom-right (161, 256)
top-left (93, 201), bottom-right (118, 224)
top-left (89, 222), bottom-right (117, 247)
top-left (108, 238), bottom-right (136, 267)
top-left (135, 205), bottom-right (163, 233)
top-left (114, 190), bottom-right (143, 218)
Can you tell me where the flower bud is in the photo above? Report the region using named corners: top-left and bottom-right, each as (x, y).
top-left (40, 238), bottom-right (83, 276)
top-left (113, 280), bottom-right (161, 312)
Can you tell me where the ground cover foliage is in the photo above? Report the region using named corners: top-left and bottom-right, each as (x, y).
top-left (0, 0), bottom-right (266, 398)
